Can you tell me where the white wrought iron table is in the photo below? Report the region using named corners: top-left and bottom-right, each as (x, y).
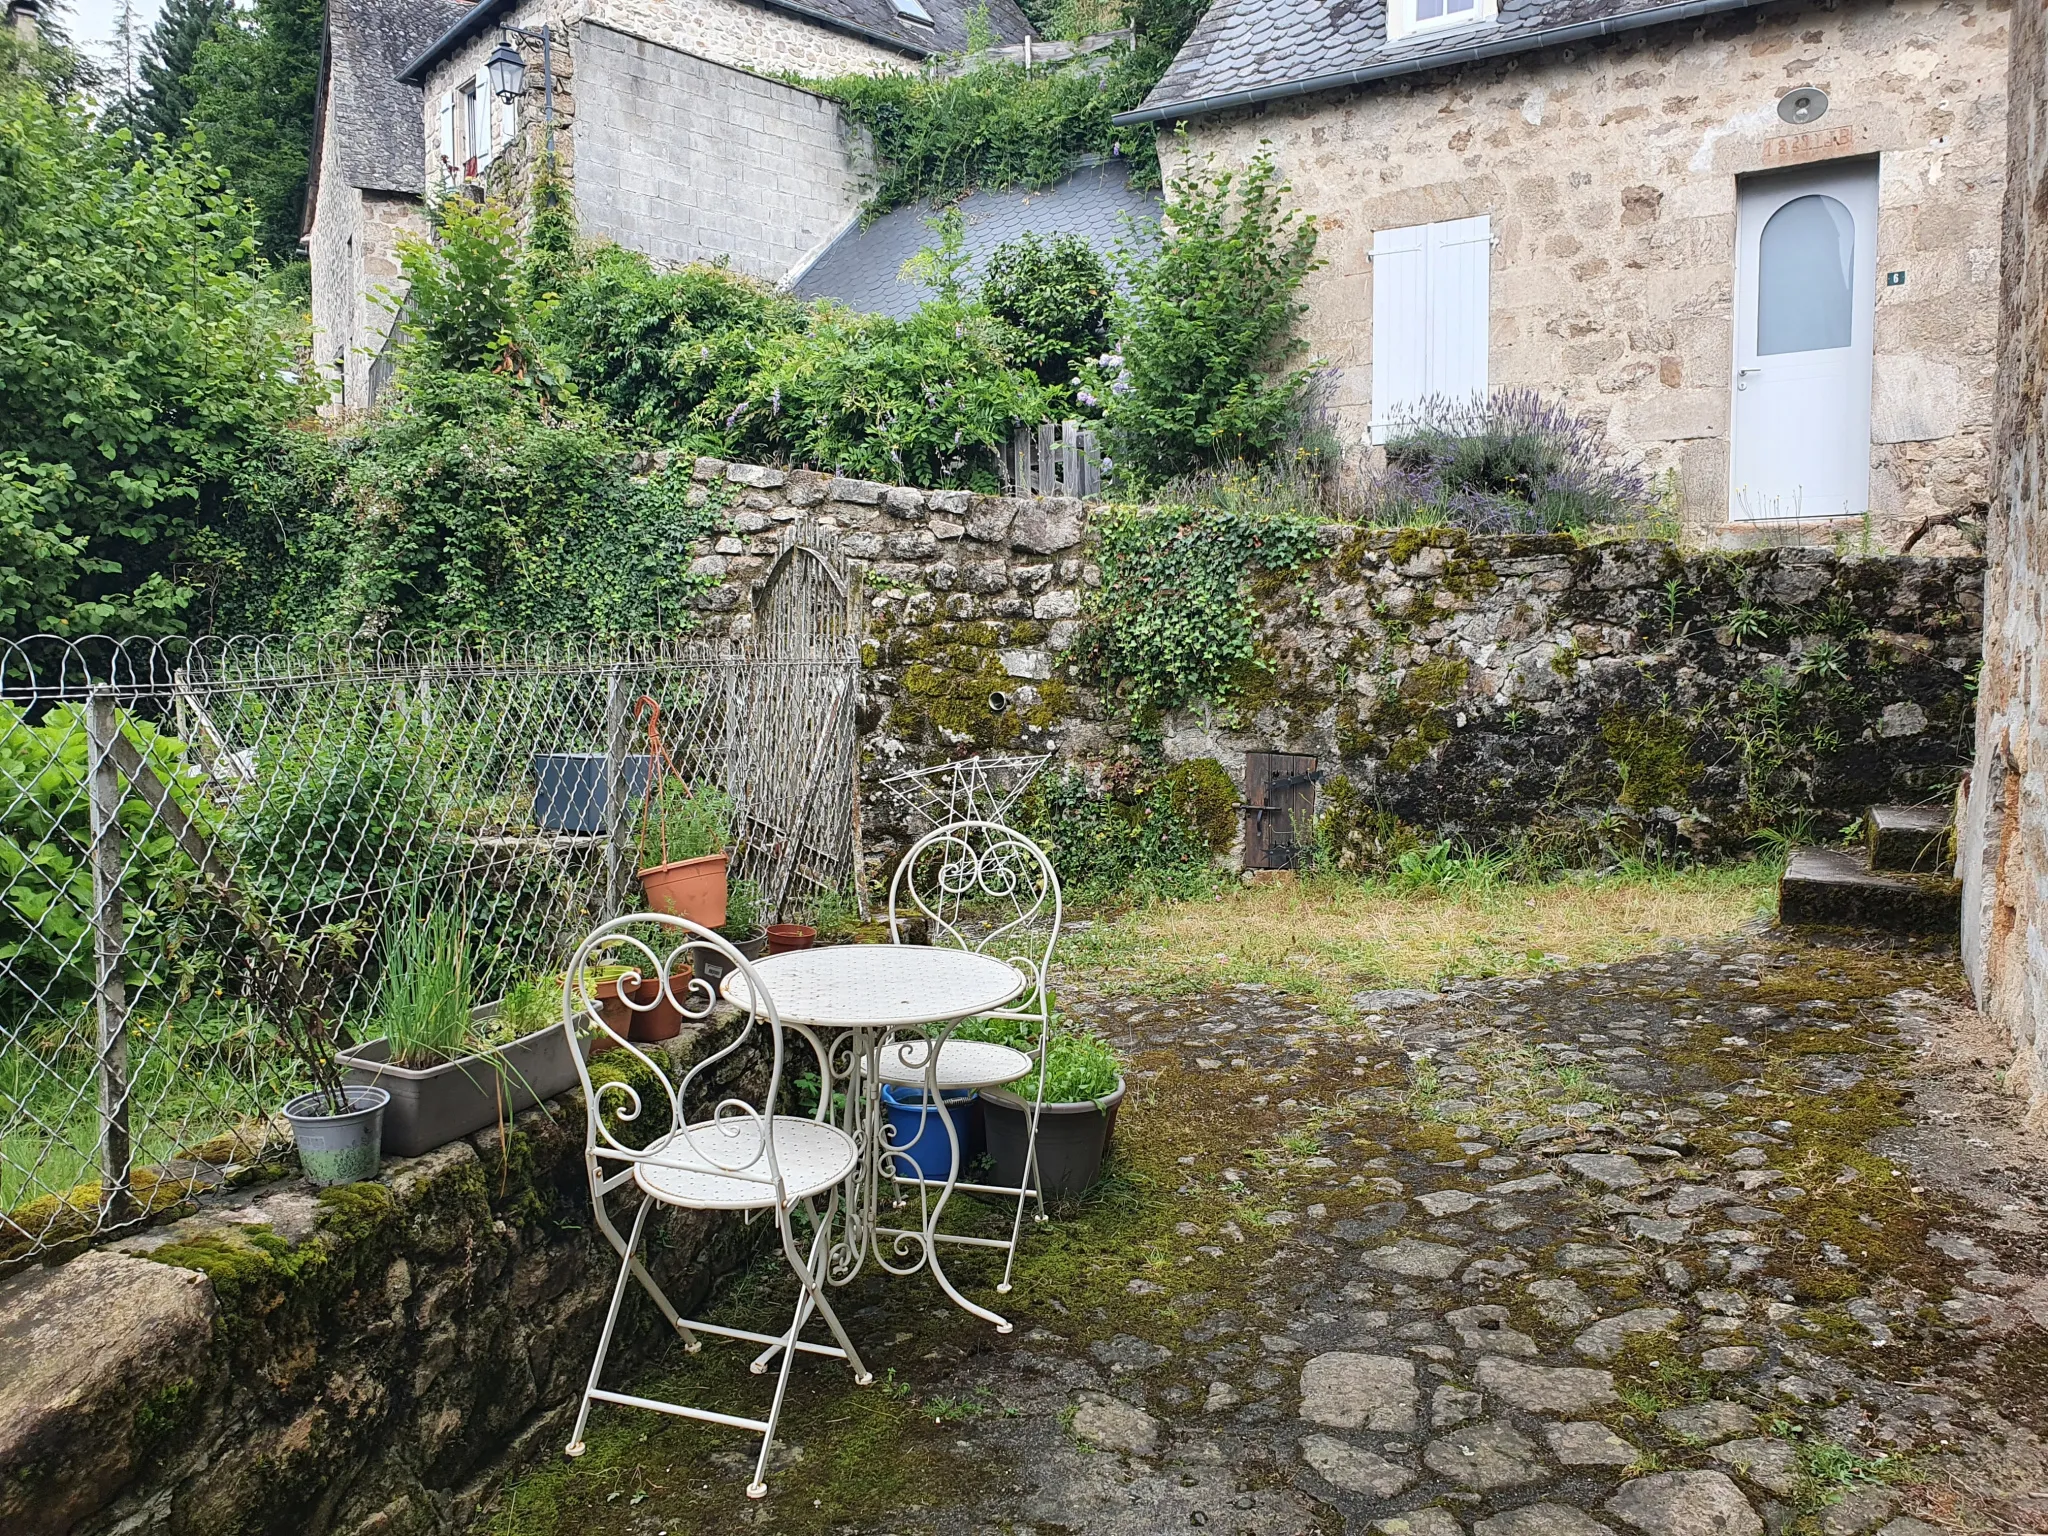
top-left (722, 944), bottom-right (1027, 1341)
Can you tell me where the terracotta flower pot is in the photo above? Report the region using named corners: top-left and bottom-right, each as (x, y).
top-left (626, 967), bottom-right (695, 1043)
top-left (638, 852), bottom-right (729, 928)
top-left (766, 923), bottom-right (816, 954)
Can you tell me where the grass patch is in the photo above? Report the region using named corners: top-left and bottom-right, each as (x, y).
top-left (1059, 859), bottom-right (1779, 1010)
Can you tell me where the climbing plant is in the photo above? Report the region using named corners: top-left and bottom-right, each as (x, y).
top-left (1075, 504), bottom-right (1324, 712)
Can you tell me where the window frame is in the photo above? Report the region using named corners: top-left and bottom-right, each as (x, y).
top-left (1386, 0), bottom-right (1497, 45)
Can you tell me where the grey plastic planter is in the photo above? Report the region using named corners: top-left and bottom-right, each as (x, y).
top-left (979, 1076), bottom-right (1125, 1199)
top-left (692, 930), bottom-right (769, 989)
top-left (531, 752), bottom-right (649, 833)
top-left (282, 1085), bottom-right (390, 1186)
top-left (338, 1004), bottom-right (584, 1158)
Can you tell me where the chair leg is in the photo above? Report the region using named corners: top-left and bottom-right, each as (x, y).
top-left (752, 1197), bottom-right (871, 1383)
top-left (589, 1158), bottom-right (699, 1351)
top-left (567, 1196), bottom-right (652, 1458)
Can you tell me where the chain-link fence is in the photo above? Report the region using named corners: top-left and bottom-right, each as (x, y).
top-left (2, 596), bottom-right (857, 1268)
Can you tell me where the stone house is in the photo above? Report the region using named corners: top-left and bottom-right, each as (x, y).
top-left (303, 0), bottom-right (469, 413)
top-left (306, 0), bottom-right (1033, 414)
top-left (1115, 0), bottom-right (2009, 547)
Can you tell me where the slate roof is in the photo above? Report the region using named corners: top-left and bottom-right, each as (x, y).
top-left (1117, 0), bottom-right (1771, 123)
top-left (400, 0), bottom-right (1033, 80)
top-left (792, 160), bottom-right (1160, 320)
top-left (311, 0), bottom-right (469, 209)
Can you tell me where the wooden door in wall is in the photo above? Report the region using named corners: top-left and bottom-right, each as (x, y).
top-left (1729, 160), bottom-right (1878, 523)
top-left (1243, 753), bottom-right (1319, 870)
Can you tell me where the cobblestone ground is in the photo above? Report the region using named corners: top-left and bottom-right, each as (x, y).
top-left (482, 926), bottom-right (2048, 1536)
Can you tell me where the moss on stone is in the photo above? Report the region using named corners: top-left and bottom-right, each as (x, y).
top-left (1160, 759), bottom-right (1239, 856)
top-left (1601, 710), bottom-right (1704, 811)
top-left (1369, 656), bottom-right (1471, 772)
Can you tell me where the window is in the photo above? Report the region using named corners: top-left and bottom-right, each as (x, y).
top-left (1757, 193), bottom-right (1854, 354)
top-left (1387, 0), bottom-right (1495, 43)
top-left (1370, 215), bottom-right (1492, 439)
top-left (891, 0), bottom-right (934, 22)
top-left (458, 80), bottom-right (482, 174)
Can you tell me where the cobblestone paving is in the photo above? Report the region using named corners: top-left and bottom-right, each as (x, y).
top-left (483, 926), bottom-right (2048, 1536)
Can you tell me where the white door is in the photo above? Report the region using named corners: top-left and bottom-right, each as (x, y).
top-left (1728, 161), bottom-right (1878, 523)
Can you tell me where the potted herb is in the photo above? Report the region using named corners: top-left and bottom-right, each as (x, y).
top-left (337, 912), bottom-right (586, 1157)
top-left (975, 1028), bottom-right (1126, 1199)
top-left (637, 777), bottom-right (732, 928)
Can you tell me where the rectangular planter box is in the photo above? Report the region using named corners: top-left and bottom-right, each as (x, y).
top-left (338, 1005), bottom-right (587, 1158)
top-left (532, 752), bottom-right (650, 834)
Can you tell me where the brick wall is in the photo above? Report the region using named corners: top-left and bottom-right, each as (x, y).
top-left (1958, 0), bottom-right (2048, 1116)
top-left (573, 23), bottom-right (866, 282)
top-left (1181, 0), bottom-right (2007, 549)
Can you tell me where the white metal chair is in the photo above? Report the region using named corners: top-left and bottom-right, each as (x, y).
top-left (880, 819), bottom-right (1062, 1293)
top-left (559, 914), bottom-right (869, 1500)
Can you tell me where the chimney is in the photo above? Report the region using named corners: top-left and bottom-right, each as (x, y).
top-left (7, 0), bottom-right (41, 42)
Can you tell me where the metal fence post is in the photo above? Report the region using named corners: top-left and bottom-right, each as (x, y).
top-left (84, 690), bottom-right (137, 1225)
top-left (604, 667), bottom-right (631, 917)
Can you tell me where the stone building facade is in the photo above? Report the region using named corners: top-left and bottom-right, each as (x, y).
top-left (1117, 0), bottom-right (2007, 550)
top-left (302, 0), bottom-right (468, 415)
top-left (1959, 0), bottom-right (2048, 1117)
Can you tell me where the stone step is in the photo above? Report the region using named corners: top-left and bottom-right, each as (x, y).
top-left (1865, 804), bottom-right (1952, 873)
top-left (1778, 846), bottom-right (1959, 934)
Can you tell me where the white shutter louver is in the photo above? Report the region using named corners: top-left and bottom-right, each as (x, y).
top-left (1370, 224), bottom-right (1429, 440)
top-left (1370, 215), bottom-right (1492, 440)
top-left (1426, 215), bottom-right (1491, 405)
top-left (437, 93), bottom-right (455, 183)
top-left (474, 70), bottom-right (493, 171)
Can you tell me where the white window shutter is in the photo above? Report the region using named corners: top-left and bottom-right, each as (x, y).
top-left (437, 93), bottom-right (455, 181)
top-left (474, 70), bottom-right (493, 169)
top-left (1371, 224), bottom-right (1429, 439)
top-left (1426, 214), bottom-right (1491, 405)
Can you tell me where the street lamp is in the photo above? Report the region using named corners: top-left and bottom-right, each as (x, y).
top-left (490, 25), bottom-right (555, 149)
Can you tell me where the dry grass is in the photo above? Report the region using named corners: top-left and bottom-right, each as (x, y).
top-left (1058, 859), bottom-right (1780, 1011)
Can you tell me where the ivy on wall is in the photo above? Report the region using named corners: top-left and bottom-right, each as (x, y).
top-left (1075, 504), bottom-right (1325, 712)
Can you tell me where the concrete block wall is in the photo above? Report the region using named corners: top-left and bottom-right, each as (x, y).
top-left (1182, 0), bottom-right (2007, 550)
top-left (574, 24), bottom-right (866, 282)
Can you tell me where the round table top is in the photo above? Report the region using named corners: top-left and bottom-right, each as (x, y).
top-left (722, 944), bottom-right (1026, 1029)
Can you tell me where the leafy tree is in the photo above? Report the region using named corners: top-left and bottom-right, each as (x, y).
top-left (183, 0), bottom-right (320, 265)
top-left (397, 195), bottom-right (529, 375)
top-left (0, 64), bottom-right (310, 636)
top-left (981, 232), bottom-right (1111, 405)
top-left (1087, 147), bottom-right (1320, 487)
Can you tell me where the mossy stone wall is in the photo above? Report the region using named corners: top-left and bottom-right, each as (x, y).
top-left (1, 1020), bottom-right (767, 1536)
top-left (682, 459), bottom-right (1981, 864)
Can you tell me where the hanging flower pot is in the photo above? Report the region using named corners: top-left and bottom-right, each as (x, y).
top-left (638, 853), bottom-right (729, 927)
top-left (631, 694), bottom-right (733, 928)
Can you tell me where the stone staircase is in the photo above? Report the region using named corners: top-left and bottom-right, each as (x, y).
top-left (1777, 804), bottom-right (1960, 933)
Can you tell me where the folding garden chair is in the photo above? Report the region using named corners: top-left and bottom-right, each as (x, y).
top-left (559, 914), bottom-right (869, 1500)
top-left (878, 819), bottom-right (1063, 1293)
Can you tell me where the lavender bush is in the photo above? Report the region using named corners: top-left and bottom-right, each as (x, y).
top-left (1368, 390), bottom-right (1660, 534)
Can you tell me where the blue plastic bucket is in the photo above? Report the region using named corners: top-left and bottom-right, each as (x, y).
top-left (879, 1084), bottom-right (980, 1182)
top-left (532, 753), bottom-right (649, 833)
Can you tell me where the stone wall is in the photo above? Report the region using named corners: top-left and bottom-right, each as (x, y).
top-left (674, 458), bottom-right (1983, 866)
top-left (307, 134), bottom-right (430, 418)
top-left (0, 1022), bottom-right (768, 1536)
top-left (1177, 0), bottom-right (2007, 549)
top-left (1958, 0), bottom-right (2048, 1117)
top-left (574, 24), bottom-right (866, 283)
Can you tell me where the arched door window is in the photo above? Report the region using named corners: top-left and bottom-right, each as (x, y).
top-left (1757, 193), bottom-right (1855, 354)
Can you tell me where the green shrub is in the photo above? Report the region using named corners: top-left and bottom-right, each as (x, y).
top-left (1088, 148), bottom-right (1321, 489)
top-left (981, 232), bottom-right (1112, 407)
top-left (0, 63), bottom-right (310, 636)
top-left (1018, 1029), bottom-right (1121, 1103)
top-left (1017, 760), bottom-right (1223, 900)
